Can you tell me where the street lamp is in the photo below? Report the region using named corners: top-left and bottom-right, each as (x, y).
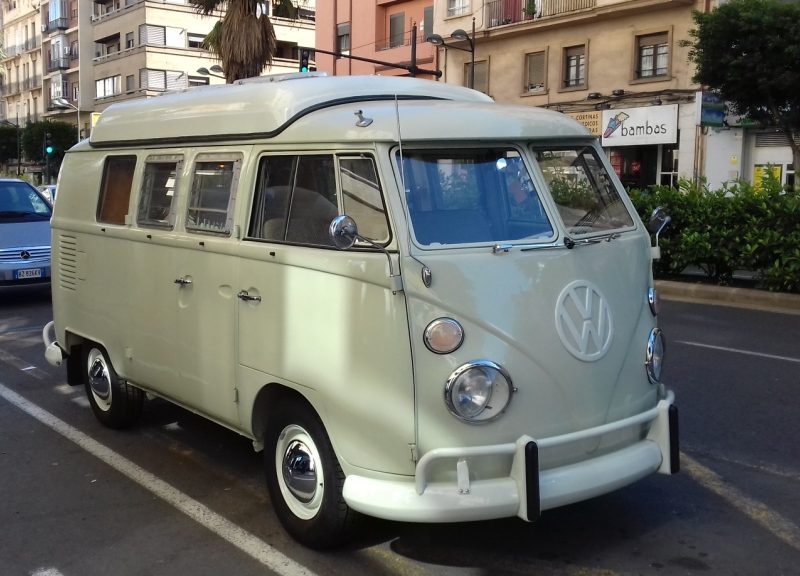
top-left (53, 96), bottom-right (81, 142)
top-left (197, 65), bottom-right (225, 80)
top-left (429, 17), bottom-right (476, 89)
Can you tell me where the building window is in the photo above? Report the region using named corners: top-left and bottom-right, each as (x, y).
top-left (447, 0), bottom-right (469, 17)
top-left (188, 75), bottom-right (209, 87)
top-left (125, 74), bottom-right (135, 93)
top-left (423, 6), bottom-right (434, 41)
top-left (464, 59), bottom-right (488, 94)
top-left (95, 75), bottom-right (121, 98)
top-left (337, 23), bottom-right (351, 54)
top-left (139, 24), bottom-right (165, 46)
top-left (389, 13), bottom-right (405, 48)
top-left (563, 45), bottom-right (585, 89)
top-left (125, 32), bottom-right (134, 49)
top-left (188, 33), bottom-right (205, 49)
top-left (637, 33), bottom-right (668, 79)
top-left (139, 69), bottom-right (187, 92)
top-left (525, 51), bottom-right (546, 93)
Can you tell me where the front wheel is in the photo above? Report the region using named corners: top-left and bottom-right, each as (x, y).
top-left (264, 398), bottom-right (359, 549)
top-left (83, 344), bottom-right (144, 429)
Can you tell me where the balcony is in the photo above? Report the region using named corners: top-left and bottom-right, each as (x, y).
top-left (47, 58), bottom-right (71, 72)
top-left (485, 0), bottom-right (596, 27)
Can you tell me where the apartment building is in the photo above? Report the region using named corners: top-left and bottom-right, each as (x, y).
top-left (315, 0), bottom-right (437, 79)
top-left (2, 0), bottom-right (316, 145)
top-left (314, 0), bottom-right (792, 191)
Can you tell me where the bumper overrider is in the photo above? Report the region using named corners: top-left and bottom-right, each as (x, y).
top-left (343, 390), bottom-right (678, 523)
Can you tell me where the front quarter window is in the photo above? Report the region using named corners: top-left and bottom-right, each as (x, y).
top-left (535, 147), bottom-right (633, 235)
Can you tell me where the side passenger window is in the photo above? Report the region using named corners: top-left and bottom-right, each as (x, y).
top-left (248, 154), bottom-right (389, 246)
top-left (186, 154), bottom-right (242, 235)
top-left (249, 155), bottom-right (338, 247)
top-left (97, 156), bottom-right (136, 224)
top-left (138, 156), bottom-right (181, 229)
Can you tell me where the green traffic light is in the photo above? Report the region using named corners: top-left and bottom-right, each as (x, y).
top-left (45, 145), bottom-right (55, 155)
top-left (300, 66), bottom-right (309, 73)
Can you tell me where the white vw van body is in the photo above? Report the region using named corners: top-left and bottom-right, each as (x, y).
top-left (44, 74), bottom-right (677, 548)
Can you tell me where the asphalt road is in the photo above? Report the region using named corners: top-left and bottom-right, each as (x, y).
top-left (1, 289), bottom-right (798, 576)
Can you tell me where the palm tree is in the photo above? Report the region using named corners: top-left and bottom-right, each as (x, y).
top-left (189, 0), bottom-right (281, 83)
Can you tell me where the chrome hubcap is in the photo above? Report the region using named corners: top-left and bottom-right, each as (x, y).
top-left (282, 440), bottom-right (318, 503)
top-left (87, 349), bottom-right (112, 411)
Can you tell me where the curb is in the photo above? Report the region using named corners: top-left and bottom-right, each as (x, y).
top-left (655, 280), bottom-right (800, 315)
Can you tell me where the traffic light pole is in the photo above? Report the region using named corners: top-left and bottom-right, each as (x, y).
top-left (300, 26), bottom-right (441, 78)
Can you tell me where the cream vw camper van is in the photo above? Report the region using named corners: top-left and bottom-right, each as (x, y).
top-left (43, 74), bottom-right (677, 548)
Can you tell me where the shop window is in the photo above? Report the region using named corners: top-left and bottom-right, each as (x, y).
top-left (97, 156), bottom-right (137, 224)
top-left (525, 51), bottom-right (546, 93)
top-left (659, 144), bottom-right (679, 187)
top-left (562, 45), bottom-right (585, 89)
top-left (636, 33), bottom-right (669, 79)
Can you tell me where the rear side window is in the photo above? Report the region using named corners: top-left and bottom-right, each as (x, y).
top-left (186, 154), bottom-right (242, 236)
top-left (137, 155), bottom-right (182, 229)
top-left (97, 156), bottom-right (136, 224)
top-left (248, 153), bottom-right (388, 246)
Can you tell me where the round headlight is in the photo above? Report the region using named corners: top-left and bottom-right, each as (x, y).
top-left (645, 328), bottom-right (665, 384)
top-left (444, 360), bottom-right (514, 423)
top-left (424, 318), bottom-right (464, 354)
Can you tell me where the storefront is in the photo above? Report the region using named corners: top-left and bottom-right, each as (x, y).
top-left (600, 105), bottom-right (680, 189)
top-left (569, 105), bottom-right (681, 189)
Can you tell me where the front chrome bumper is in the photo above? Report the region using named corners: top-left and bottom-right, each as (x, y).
top-left (343, 391), bottom-right (678, 523)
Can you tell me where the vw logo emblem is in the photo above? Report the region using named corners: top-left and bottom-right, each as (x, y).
top-left (555, 280), bottom-right (613, 361)
top-left (20, 250), bottom-right (31, 260)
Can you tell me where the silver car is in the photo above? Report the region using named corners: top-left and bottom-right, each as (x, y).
top-left (0, 178), bottom-right (52, 288)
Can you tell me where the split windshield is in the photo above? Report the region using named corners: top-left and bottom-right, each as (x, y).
top-left (396, 145), bottom-right (634, 247)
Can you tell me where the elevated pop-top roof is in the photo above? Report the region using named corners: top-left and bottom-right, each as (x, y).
top-left (89, 73), bottom-right (494, 148)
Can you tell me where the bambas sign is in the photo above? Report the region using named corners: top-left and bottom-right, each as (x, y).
top-left (600, 105), bottom-right (678, 147)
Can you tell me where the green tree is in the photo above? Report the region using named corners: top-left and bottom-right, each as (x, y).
top-left (685, 0), bottom-right (800, 190)
top-left (188, 0), bottom-right (279, 83)
top-left (21, 121), bottom-right (76, 164)
top-left (0, 124), bottom-right (20, 165)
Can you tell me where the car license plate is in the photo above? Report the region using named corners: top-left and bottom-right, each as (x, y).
top-left (14, 268), bottom-right (43, 280)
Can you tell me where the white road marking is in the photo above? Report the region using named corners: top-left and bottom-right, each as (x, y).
top-left (0, 382), bottom-right (318, 576)
top-left (676, 340), bottom-right (800, 364)
top-left (31, 568), bottom-right (65, 576)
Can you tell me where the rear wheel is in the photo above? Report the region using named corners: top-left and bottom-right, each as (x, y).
top-left (83, 344), bottom-right (144, 429)
top-left (264, 398), bottom-right (359, 549)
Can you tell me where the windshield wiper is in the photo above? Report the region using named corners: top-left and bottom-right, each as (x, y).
top-left (564, 232), bottom-right (620, 249)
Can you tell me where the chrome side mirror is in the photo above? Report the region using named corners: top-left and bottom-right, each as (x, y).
top-left (329, 215), bottom-right (359, 250)
top-left (647, 206), bottom-right (672, 260)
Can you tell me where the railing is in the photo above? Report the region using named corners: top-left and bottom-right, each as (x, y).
top-left (485, 0), bottom-right (596, 27)
top-left (47, 58), bottom-right (71, 72)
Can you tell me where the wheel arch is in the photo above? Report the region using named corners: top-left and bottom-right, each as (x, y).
top-left (251, 383), bottom-right (317, 448)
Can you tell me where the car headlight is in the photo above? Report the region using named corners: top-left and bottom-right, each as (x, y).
top-left (645, 328), bottom-right (665, 384)
top-left (444, 360), bottom-right (514, 423)
top-left (424, 318), bottom-right (464, 354)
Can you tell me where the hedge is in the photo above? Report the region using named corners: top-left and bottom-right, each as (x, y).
top-left (628, 174), bottom-right (800, 293)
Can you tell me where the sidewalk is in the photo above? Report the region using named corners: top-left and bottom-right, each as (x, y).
top-left (656, 280), bottom-right (800, 315)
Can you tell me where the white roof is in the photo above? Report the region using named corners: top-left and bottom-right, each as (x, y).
top-left (89, 74), bottom-right (495, 147)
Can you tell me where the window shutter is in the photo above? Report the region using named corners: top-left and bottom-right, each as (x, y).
top-left (527, 52), bottom-right (545, 91)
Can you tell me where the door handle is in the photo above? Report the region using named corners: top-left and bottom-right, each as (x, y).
top-left (237, 290), bottom-right (261, 303)
top-left (174, 277), bottom-right (192, 286)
